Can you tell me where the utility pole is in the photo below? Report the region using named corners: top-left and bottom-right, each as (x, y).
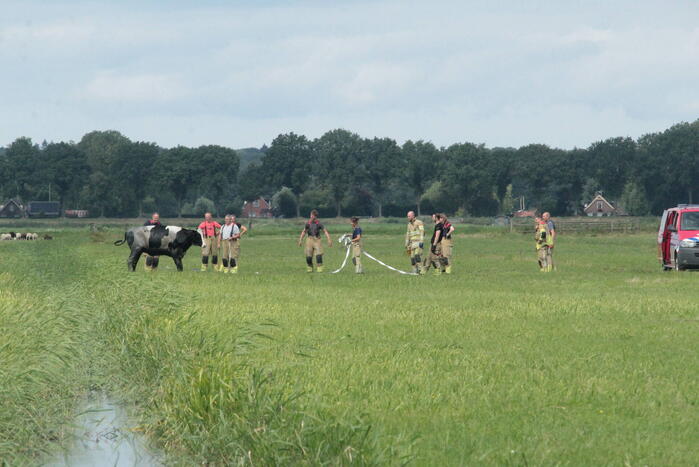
top-left (48, 183), bottom-right (52, 202)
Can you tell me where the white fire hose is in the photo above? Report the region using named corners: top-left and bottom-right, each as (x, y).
top-left (330, 234), bottom-right (418, 275)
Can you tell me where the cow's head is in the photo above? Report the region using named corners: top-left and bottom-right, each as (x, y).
top-left (174, 228), bottom-right (203, 252)
top-left (192, 229), bottom-right (204, 247)
top-left (196, 228), bottom-right (207, 249)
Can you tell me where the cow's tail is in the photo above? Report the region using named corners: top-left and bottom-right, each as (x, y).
top-left (114, 232), bottom-right (127, 246)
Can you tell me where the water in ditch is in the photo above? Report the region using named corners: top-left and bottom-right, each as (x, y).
top-left (47, 392), bottom-right (160, 467)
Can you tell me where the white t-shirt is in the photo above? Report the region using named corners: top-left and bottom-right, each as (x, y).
top-left (220, 223), bottom-right (241, 240)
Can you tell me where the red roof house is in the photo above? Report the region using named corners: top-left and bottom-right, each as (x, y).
top-left (242, 197), bottom-right (273, 218)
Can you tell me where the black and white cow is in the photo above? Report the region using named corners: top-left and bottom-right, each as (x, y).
top-left (114, 225), bottom-right (204, 271)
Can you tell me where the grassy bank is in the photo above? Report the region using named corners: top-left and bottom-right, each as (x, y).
top-left (0, 237), bottom-right (97, 463)
top-left (2, 227), bottom-right (698, 464)
top-left (1, 232), bottom-right (408, 465)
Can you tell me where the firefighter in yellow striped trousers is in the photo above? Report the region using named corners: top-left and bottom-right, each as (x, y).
top-left (535, 217), bottom-right (553, 272)
top-left (405, 211), bottom-right (425, 274)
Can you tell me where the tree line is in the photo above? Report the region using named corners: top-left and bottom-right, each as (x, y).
top-left (1, 120), bottom-right (697, 218)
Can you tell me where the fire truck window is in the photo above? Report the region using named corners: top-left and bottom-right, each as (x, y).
top-left (681, 212), bottom-right (699, 230)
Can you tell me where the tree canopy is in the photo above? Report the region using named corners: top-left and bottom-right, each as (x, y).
top-left (0, 120), bottom-right (697, 217)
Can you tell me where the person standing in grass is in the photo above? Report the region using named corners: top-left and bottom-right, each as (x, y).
top-left (542, 212), bottom-right (556, 270)
top-left (535, 216), bottom-right (551, 272)
top-left (440, 213), bottom-right (455, 274)
top-left (298, 209), bottom-right (332, 272)
top-left (143, 212), bottom-right (162, 271)
top-left (350, 216), bottom-right (363, 274)
top-left (425, 213), bottom-right (445, 275)
top-left (405, 211), bottom-right (425, 274)
top-left (218, 214), bottom-right (247, 274)
top-left (197, 212), bottom-right (221, 272)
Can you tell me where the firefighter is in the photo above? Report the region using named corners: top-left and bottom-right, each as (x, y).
top-left (197, 212), bottom-right (221, 272)
top-left (350, 216), bottom-right (363, 274)
top-left (143, 212), bottom-right (162, 271)
top-left (440, 213), bottom-right (455, 274)
top-left (535, 216), bottom-right (551, 272)
top-left (219, 214), bottom-right (247, 274)
top-left (542, 212), bottom-right (556, 271)
top-left (405, 211), bottom-right (425, 274)
top-left (297, 209), bottom-right (332, 272)
top-left (426, 213), bottom-right (445, 275)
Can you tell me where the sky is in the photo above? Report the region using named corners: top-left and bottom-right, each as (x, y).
top-left (1, 0), bottom-right (698, 150)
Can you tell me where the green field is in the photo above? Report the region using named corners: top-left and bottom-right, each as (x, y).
top-left (1, 222), bottom-right (698, 465)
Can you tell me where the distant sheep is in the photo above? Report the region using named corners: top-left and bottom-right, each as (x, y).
top-left (0, 232), bottom-right (44, 240)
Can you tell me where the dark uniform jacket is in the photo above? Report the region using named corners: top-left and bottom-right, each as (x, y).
top-left (431, 222), bottom-right (444, 249)
top-left (305, 220), bottom-right (324, 238)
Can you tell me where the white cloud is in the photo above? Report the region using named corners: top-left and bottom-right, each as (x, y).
top-left (82, 72), bottom-right (188, 103)
top-left (1, 0), bottom-right (698, 149)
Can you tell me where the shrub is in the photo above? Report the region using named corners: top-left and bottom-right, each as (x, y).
top-left (180, 202), bottom-right (195, 217)
top-left (620, 181), bottom-right (650, 216)
top-left (193, 196), bottom-right (216, 216)
top-left (221, 197), bottom-right (244, 216)
top-left (299, 188), bottom-right (334, 218)
top-left (420, 181), bottom-right (458, 214)
top-left (271, 187), bottom-right (297, 218)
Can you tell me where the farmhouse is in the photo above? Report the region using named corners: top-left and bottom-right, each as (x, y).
top-left (242, 197), bottom-right (273, 218)
top-left (583, 193), bottom-right (617, 217)
top-left (27, 201), bottom-right (61, 218)
top-left (0, 199), bottom-right (24, 218)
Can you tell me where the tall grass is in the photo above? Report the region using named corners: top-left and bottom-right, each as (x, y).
top-left (2, 227), bottom-right (699, 465)
top-left (0, 240), bottom-right (96, 464)
top-left (95, 273), bottom-right (412, 465)
top-left (0, 234), bottom-right (411, 465)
